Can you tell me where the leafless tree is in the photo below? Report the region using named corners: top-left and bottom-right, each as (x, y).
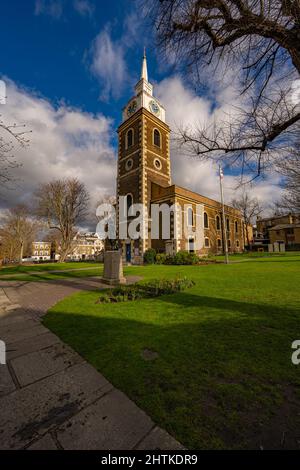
top-left (94, 194), bottom-right (116, 225)
top-left (0, 116), bottom-right (31, 190)
top-left (276, 145), bottom-right (300, 212)
top-left (0, 205), bottom-right (39, 263)
top-left (231, 192), bottom-right (263, 245)
top-left (146, 0), bottom-right (300, 179)
top-left (35, 178), bottom-right (90, 262)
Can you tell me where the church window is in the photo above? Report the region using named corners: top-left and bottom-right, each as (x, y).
top-left (126, 129), bottom-right (134, 148)
top-left (153, 129), bottom-right (161, 147)
top-left (204, 237), bottom-right (210, 248)
top-left (204, 212), bottom-right (209, 229)
top-left (226, 218), bottom-right (230, 232)
top-left (154, 158), bottom-right (162, 170)
top-left (125, 158), bottom-right (133, 171)
top-left (187, 207), bottom-right (194, 226)
top-left (188, 238), bottom-right (195, 253)
top-left (126, 194), bottom-right (133, 212)
top-left (235, 221), bottom-right (238, 233)
top-left (216, 215), bottom-right (221, 230)
top-left (236, 240), bottom-right (240, 248)
top-left (217, 239), bottom-right (222, 248)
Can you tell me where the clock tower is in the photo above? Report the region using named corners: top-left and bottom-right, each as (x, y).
top-left (117, 50), bottom-right (171, 264)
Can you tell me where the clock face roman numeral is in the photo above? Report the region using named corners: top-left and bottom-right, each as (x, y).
top-left (149, 100), bottom-right (160, 115)
top-left (127, 100), bottom-right (137, 116)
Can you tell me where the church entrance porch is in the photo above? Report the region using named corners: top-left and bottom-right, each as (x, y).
top-left (126, 243), bottom-right (131, 263)
top-left (121, 240), bottom-right (144, 265)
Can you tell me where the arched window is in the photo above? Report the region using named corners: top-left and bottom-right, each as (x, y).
top-left (126, 129), bottom-right (134, 148)
top-left (226, 218), bottom-right (230, 232)
top-left (216, 215), bottom-right (221, 230)
top-left (188, 207), bottom-right (194, 226)
top-left (236, 240), bottom-right (240, 248)
top-left (235, 221), bottom-right (238, 234)
top-left (204, 212), bottom-right (209, 229)
top-left (153, 129), bottom-right (161, 147)
top-left (188, 238), bottom-right (195, 253)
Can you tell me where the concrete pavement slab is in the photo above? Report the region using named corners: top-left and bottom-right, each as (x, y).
top-left (0, 365), bottom-right (16, 397)
top-left (56, 388), bottom-right (154, 450)
top-left (7, 332), bottom-right (60, 361)
top-left (10, 342), bottom-right (84, 387)
top-left (136, 426), bottom-right (185, 450)
top-left (27, 433), bottom-right (58, 450)
top-left (0, 362), bottom-right (113, 449)
top-left (0, 310), bottom-right (30, 326)
top-left (0, 321), bottom-right (48, 344)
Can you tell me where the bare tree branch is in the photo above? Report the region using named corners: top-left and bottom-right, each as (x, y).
top-left (0, 115), bottom-right (31, 189)
top-left (275, 143), bottom-right (300, 212)
top-left (145, 0), bottom-right (300, 178)
top-left (35, 178), bottom-right (90, 262)
top-left (231, 191), bottom-right (263, 245)
top-left (0, 205), bottom-right (40, 263)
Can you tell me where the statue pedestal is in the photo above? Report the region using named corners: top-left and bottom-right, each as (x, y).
top-left (101, 251), bottom-right (126, 285)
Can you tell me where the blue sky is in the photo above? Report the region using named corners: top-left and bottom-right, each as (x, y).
top-left (0, 0), bottom-right (159, 118)
top-left (0, 0), bottom-right (282, 214)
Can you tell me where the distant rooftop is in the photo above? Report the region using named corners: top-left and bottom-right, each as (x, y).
top-left (269, 223), bottom-right (300, 230)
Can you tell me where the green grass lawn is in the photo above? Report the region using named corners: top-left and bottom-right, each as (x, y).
top-left (44, 256), bottom-right (300, 449)
top-left (0, 262), bottom-right (103, 281)
top-left (214, 251), bottom-right (300, 261)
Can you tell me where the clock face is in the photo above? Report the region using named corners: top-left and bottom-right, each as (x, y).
top-left (149, 100), bottom-right (160, 116)
top-left (127, 100), bottom-right (137, 117)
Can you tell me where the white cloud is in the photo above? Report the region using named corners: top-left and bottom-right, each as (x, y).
top-left (122, 10), bottom-right (149, 49)
top-left (90, 29), bottom-right (128, 101)
top-left (0, 80), bottom-right (116, 223)
top-left (73, 0), bottom-right (94, 18)
top-left (34, 0), bottom-right (63, 19)
top-left (156, 76), bottom-right (283, 210)
top-left (0, 74), bottom-right (283, 224)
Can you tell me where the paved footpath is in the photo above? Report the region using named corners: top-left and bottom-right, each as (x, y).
top-left (0, 277), bottom-right (184, 450)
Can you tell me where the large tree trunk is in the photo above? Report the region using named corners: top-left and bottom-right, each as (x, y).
top-left (242, 222), bottom-right (246, 251)
top-left (58, 240), bottom-right (72, 263)
top-left (246, 227), bottom-right (250, 249)
top-left (9, 244), bottom-right (13, 263)
top-left (59, 251), bottom-right (68, 263)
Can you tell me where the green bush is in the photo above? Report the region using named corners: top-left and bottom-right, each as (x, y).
top-left (143, 248), bottom-right (156, 264)
top-left (97, 277), bottom-right (195, 303)
top-left (164, 250), bottom-right (200, 265)
top-left (155, 253), bottom-right (167, 264)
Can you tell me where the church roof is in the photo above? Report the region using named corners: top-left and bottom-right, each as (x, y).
top-left (151, 182), bottom-right (242, 216)
top-left (269, 224), bottom-right (300, 230)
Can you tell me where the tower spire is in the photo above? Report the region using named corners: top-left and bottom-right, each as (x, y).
top-left (141, 47), bottom-right (148, 82)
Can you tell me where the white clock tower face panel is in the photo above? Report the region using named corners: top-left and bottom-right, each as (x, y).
top-left (126, 100), bottom-right (137, 117)
top-left (122, 53), bottom-right (166, 123)
top-left (148, 100), bottom-right (160, 116)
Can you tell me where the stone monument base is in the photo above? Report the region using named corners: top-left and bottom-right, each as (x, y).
top-left (101, 251), bottom-right (126, 285)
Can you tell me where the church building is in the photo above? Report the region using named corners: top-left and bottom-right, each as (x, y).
top-left (116, 52), bottom-right (245, 264)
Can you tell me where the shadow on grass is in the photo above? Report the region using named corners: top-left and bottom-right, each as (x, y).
top-left (157, 291), bottom-right (300, 318)
top-left (0, 275), bottom-right (103, 291)
top-left (43, 292), bottom-right (300, 450)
